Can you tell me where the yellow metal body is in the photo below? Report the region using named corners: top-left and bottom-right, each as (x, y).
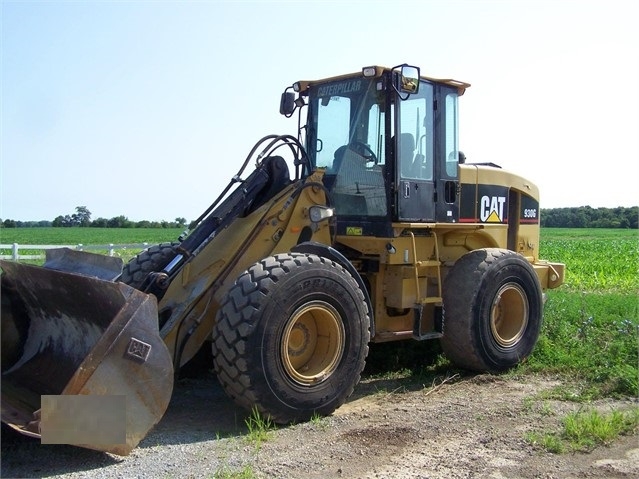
top-left (160, 163), bottom-right (563, 352)
top-left (333, 163), bottom-right (564, 342)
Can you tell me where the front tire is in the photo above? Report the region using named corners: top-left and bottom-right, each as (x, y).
top-left (212, 253), bottom-right (370, 423)
top-left (441, 248), bottom-right (543, 372)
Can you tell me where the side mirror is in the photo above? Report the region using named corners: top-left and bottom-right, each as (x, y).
top-left (280, 91), bottom-right (296, 116)
top-left (400, 65), bottom-right (420, 94)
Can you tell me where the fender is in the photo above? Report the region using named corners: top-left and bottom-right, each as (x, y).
top-left (291, 241), bottom-right (375, 338)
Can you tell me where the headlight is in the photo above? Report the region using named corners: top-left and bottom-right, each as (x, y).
top-left (308, 205), bottom-right (334, 223)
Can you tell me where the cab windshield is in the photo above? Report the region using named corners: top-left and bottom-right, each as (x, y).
top-left (307, 77), bottom-right (388, 217)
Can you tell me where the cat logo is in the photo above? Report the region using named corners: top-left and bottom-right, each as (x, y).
top-left (480, 195), bottom-right (506, 223)
top-left (346, 226), bottom-right (363, 235)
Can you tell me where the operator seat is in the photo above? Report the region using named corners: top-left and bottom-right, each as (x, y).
top-left (322, 146), bottom-right (348, 192)
top-left (331, 145), bottom-right (348, 174)
top-left (331, 143), bottom-right (386, 216)
top-left (399, 133), bottom-right (416, 177)
top-left (333, 145), bottom-right (369, 192)
top-left (331, 144), bottom-right (370, 215)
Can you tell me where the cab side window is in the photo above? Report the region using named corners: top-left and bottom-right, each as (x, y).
top-left (398, 84), bottom-right (434, 180)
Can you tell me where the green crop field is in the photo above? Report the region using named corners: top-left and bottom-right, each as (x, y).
top-left (529, 228), bottom-right (638, 400)
top-left (0, 227), bottom-right (183, 246)
top-left (540, 228), bottom-right (638, 293)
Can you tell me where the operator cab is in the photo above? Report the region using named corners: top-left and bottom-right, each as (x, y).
top-left (281, 65), bottom-right (470, 237)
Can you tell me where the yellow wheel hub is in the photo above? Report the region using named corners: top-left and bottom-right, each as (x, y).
top-left (490, 283), bottom-right (529, 348)
top-left (282, 301), bottom-right (345, 386)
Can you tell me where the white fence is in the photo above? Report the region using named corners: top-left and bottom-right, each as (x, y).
top-left (0, 243), bottom-right (151, 261)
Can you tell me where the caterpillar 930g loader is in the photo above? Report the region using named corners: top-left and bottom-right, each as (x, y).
top-left (1, 64), bottom-right (565, 455)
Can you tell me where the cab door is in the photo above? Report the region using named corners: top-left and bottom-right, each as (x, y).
top-left (396, 82), bottom-right (436, 222)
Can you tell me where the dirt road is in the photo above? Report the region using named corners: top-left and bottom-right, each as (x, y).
top-left (2, 366), bottom-right (637, 478)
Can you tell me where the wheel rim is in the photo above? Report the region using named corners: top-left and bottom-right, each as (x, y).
top-left (490, 283), bottom-right (529, 348)
top-left (281, 300), bottom-right (345, 386)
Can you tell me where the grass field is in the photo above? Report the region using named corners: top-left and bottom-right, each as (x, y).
top-left (1, 227), bottom-right (637, 400)
top-left (0, 227), bottom-right (183, 246)
top-left (529, 228), bottom-right (638, 400)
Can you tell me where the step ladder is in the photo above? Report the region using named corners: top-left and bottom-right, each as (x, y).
top-left (408, 231), bottom-right (443, 340)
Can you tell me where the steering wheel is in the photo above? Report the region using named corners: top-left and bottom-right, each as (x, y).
top-left (348, 141), bottom-right (378, 165)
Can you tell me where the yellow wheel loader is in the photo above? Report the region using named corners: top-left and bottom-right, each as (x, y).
top-left (1, 64), bottom-right (565, 455)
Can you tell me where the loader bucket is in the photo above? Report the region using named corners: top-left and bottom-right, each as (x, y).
top-left (1, 255), bottom-right (174, 456)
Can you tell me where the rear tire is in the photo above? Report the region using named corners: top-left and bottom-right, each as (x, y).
top-left (120, 242), bottom-right (179, 290)
top-left (441, 248), bottom-right (543, 372)
top-left (212, 253), bottom-right (370, 423)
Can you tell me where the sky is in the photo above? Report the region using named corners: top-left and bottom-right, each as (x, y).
top-left (1, 0), bottom-right (638, 222)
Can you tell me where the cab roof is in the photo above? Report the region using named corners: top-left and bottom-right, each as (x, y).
top-left (293, 65), bottom-right (471, 96)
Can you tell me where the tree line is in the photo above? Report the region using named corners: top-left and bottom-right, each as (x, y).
top-left (540, 206), bottom-right (637, 229)
top-left (1, 207), bottom-right (188, 229)
top-left (1, 205), bottom-right (637, 229)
